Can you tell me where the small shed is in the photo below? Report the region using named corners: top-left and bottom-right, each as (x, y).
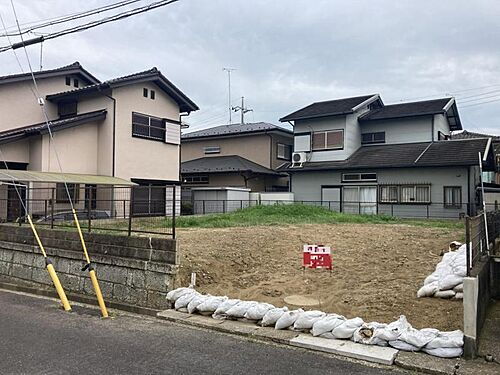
top-left (191, 187), bottom-right (251, 214)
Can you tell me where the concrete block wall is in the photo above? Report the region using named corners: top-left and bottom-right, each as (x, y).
top-left (0, 225), bottom-right (178, 309)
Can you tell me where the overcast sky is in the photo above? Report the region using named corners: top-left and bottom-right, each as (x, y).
top-left (1, 0), bottom-right (499, 135)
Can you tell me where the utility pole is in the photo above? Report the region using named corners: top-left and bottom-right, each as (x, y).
top-left (223, 67), bottom-right (236, 124)
top-left (232, 96), bottom-right (253, 125)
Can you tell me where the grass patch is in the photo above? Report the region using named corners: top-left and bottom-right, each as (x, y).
top-left (166, 203), bottom-right (464, 230)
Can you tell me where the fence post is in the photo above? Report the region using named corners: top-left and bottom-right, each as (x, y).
top-left (465, 216), bottom-right (470, 276)
top-left (202, 200), bottom-right (205, 215)
top-left (123, 200), bottom-right (126, 219)
top-left (391, 204), bottom-right (394, 217)
top-left (51, 188), bottom-right (55, 229)
top-left (172, 185), bottom-right (176, 239)
top-left (128, 189), bottom-right (133, 236)
top-left (223, 200), bottom-right (226, 213)
top-left (87, 186), bottom-right (92, 233)
top-left (358, 201), bottom-right (361, 215)
top-left (426, 205), bottom-right (429, 219)
top-left (44, 199), bottom-right (48, 221)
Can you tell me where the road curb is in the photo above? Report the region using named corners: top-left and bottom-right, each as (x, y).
top-left (157, 310), bottom-right (398, 366)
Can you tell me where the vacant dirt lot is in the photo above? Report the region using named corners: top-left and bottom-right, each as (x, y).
top-left (176, 223), bottom-right (464, 331)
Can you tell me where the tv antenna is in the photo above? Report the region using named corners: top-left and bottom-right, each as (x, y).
top-left (223, 67), bottom-right (236, 124)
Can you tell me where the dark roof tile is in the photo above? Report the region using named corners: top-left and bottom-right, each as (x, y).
top-left (360, 98), bottom-right (452, 121)
top-left (182, 122), bottom-right (292, 139)
top-left (182, 155), bottom-right (281, 175)
top-left (280, 95), bottom-right (376, 122)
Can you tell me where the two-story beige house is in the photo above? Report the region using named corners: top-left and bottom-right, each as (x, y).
top-left (180, 122), bottom-right (293, 198)
top-left (0, 62), bottom-right (198, 220)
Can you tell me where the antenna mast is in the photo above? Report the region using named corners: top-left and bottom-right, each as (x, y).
top-left (223, 67), bottom-right (236, 124)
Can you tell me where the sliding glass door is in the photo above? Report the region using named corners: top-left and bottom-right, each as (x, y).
top-left (342, 186), bottom-right (377, 215)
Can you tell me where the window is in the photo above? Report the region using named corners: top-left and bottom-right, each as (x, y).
top-left (132, 112), bottom-right (165, 141)
top-left (277, 143), bottom-right (291, 160)
top-left (401, 185), bottom-right (430, 203)
top-left (150, 90), bottom-right (156, 100)
top-left (379, 185), bottom-right (399, 203)
top-left (58, 101), bottom-right (77, 118)
top-left (65, 76), bottom-right (71, 86)
top-left (73, 79), bottom-right (79, 88)
top-left (379, 184), bottom-right (431, 204)
top-left (183, 175), bottom-right (209, 184)
top-left (143, 88), bottom-right (148, 97)
top-left (444, 186), bottom-right (462, 208)
top-left (342, 173), bottom-right (377, 182)
top-left (56, 183), bottom-right (79, 203)
top-left (312, 130), bottom-right (343, 150)
top-left (361, 132), bottom-right (385, 144)
top-left (204, 146), bottom-right (220, 154)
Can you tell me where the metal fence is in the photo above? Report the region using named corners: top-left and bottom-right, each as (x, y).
top-left (465, 211), bottom-right (500, 275)
top-left (0, 185), bottom-right (177, 237)
top-left (180, 199), bottom-right (500, 219)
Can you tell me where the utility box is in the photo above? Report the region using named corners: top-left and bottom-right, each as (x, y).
top-left (191, 187), bottom-right (251, 214)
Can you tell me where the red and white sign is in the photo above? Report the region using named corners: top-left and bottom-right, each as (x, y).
top-left (303, 244), bottom-right (332, 270)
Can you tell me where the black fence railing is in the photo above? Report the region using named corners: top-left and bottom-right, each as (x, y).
top-left (0, 186), bottom-right (177, 238)
top-left (465, 210), bottom-right (500, 275)
top-left (180, 199), bottom-right (500, 219)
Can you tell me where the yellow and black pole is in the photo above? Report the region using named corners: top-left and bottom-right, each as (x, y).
top-left (72, 208), bottom-right (108, 318)
top-left (27, 215), bottom-right (72, 312)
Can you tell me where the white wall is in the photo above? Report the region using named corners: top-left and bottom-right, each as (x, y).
top-left (360, 116), bottom-right (433, 144)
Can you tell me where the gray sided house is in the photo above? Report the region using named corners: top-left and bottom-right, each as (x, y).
top-left (279, 94), bottom-right (496, 218)
top-left (180, 122), bottom-right (293, 197)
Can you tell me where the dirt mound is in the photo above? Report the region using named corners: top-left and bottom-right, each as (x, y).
top-left (175, 223), bottom-right (463, 331)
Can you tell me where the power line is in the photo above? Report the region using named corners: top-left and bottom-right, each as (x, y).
top-left (0, 0), bottom-right (180, 53)
top-left (460, 97), bottom-right (500, 109)
top-left (0, 0), bottom-right (143, 37)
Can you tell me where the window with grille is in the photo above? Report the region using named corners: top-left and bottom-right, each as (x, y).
top-left (312, 130), bottom-right (343, 150)
top-left (379, 184), bottom-right (431, 204)
top-left (132, 112), bottom-right (165, 141)
top-left (342, 173), bottom-right (377, 182)
top-left (444, 186), bottom-right (462, 208)
top-left (277, 143), bottom-right (291, 160)
top-left (204, 146), bottom-right (220, 154)
top-left (183, 175), bottom-right (209, 184)
top-left (361, 132), bottom-right (385, 144)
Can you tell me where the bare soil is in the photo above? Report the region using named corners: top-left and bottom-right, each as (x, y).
top-left (175, 223), bottom-right (464, 331)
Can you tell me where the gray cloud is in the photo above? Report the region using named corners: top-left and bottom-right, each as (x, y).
top-left (1, 0), bottom-right (499, 134)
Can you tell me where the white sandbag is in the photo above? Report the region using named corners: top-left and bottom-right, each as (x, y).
top-left (187, 294), bottom-right (209, 314)
top-left (261, 307), bottom-right (289, 327)
top-left (197, 296), bottom-right (228, 313)
top-left (417, 282), bottom-right (439, 298)
top-left (294, 310), bottom-right (326, 331)
top-left (452, 266), bottom-right (467, 278)
top-left (331, 317), bottom-right (364, 339)
top-left (422, 347), bottom-right (463, 358)
top-left (399, 328), bottom-right (439, 349)
top-left (244, 303), bottom-right (275, 321)
top-left (167, 287), bottom-right (194, 302)
top-left (353, 322), bottom-right (388, 346)
top-left (275, 309), bottom-right (304, 330)
top-left (225, 301), bottom-right (258, 318)
top-left (434, 290), bottom-right (456, 299)
top-left (174, 290), bottom-right (199, 310)
top-left (311, 314), bottom-right (346, 337)
top-left (389, 340), bottom-right (419, 351)
top-left (213, 299), bottom-right (241, 319)
top-left (453, 283), bottom-right (463, 293)
top-left (425, 330), bottom-right (464, 349)
top-left (438, 274), bottom-right (463, 291)
top-left (375, 315), bottom-right (412, 341)
top-left (454, 292), bottom-right (463, 300)
top-left (423, 273), bottom-right (440, 285)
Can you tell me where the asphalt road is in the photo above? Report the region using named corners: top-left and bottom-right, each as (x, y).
top-left (0, 289), bottom-right (405, 375)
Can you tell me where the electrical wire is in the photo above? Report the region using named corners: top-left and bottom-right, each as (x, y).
top-left (0, 0), bottom-right (180, 53)
top-left (0, 0), bottom-right (143, 37)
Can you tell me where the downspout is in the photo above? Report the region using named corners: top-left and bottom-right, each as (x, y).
top-left (179, 112), bottom-right (189, 184)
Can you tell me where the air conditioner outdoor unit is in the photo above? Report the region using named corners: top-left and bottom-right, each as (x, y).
top-left (292, 152), bottom-right (307, 167)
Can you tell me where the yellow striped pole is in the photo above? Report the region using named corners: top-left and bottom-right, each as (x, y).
top-left (72, 209), bottom-right (108, 318)
top-left (27, 215), bottom-right (71, 311)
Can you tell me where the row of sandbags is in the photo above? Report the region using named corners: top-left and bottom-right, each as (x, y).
top-left (417, 242), bottom-right (467, 300)
top-left (166, 287), bottom-right (464, 358)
